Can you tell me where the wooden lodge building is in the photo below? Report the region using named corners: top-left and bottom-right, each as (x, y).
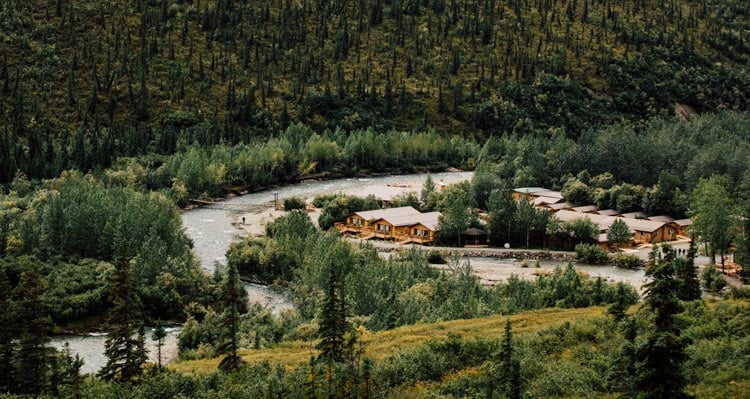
top-left (336, 206), bottom-right (441, 244)
top-left (552, 209), bottom-right (677, 249)
top-left (517, 187), bottom-right (690, 250)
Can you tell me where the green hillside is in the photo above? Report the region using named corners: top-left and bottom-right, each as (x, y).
top-left (145, 301), bottom-right (750, 398)
top-left (1, 0), bottom-right (749, 182)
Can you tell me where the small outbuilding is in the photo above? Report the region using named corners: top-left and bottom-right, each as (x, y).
top-left (461, 227), bottom-right (488, 246)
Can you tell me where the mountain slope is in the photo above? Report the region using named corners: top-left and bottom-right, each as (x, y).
top-left (0, 0), bottom-right (748, 181)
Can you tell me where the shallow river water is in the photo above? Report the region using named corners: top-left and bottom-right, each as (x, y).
top-left (51, 170), bottom-right (650, 373)
top-left (50, 171), bottom-right (473, 373)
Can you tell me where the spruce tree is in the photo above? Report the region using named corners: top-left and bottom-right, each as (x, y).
top-left (63, 343), bottom-right (84, 399)
top-left (98, 257), bottom-right (147, 382)
top-left (0, 267), bottom-right (14, 393)
top-left (316, 264), bottom-right (349, 362)
top-left (607, 282), bottom-right (631, 322)
top-left (13, 268), bottom-right (53, 395)
top-left (608, 317), bottom-right (638, 397)
top-left (496, 319), bottom-right (521, 399)
top-left (217, 262), bottom-right (247, 372)
top-left (151, 321), bottom-right (167, 370)
top-left (674, 238), bottom-right (701, 301)
top-left (635, 246), bottom-right (692, 399)
top-left (420, 174), bottom-right (436, 210)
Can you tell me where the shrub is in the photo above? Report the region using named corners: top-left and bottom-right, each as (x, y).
top-left (427, 250), bottom-right (446, 264)
top-left (312, 193), bottom-right (338, 208)
top-left (729, 286), bottom-right (750, 299)
top-left (701, 264), bottom-right (727, 294)
top-left (283, 196), bottom-right (306, 211)
top-left (614, 253), bottom-right (642, 269)
top-left (574, 244), bottom-right (610, 264)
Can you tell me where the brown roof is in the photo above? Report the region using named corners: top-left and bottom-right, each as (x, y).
top-left (571, 205), bottom-right (599, 213)
top-left (620, 211), bottom-right (648, 219)
top-left (355, 206), bottom-right (419, 221)
top-left (596, 209), bottom-right (619, 216)
top-left (648, 215), bottom-right (675, 223)
top-left (553, 210), bottom-right (615, 231)
top-left (618, 217), bottom-right (665, 233)
top-left (534, 196), bottom-right (563, 206)
top-left (547, 202), bottom-right (573, 211)
top-left (673, 218), bottom-right (692, 227)
top-left (371, 210), bottom-right (443, 231)
top-left (462, 227), bottom-right (487, 236)
top-left (555, 209), bottom-right (667, 234)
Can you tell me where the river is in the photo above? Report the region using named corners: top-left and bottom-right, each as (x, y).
top-left (49, 171), bottom-right (473, 374)
top-left (51, 169), bottom-right (651, 373)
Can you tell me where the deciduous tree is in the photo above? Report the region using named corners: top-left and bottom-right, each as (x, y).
top-left (607, 218), bottom-right (632, 251)
top-left (690, 175), bottom-right (732, 272)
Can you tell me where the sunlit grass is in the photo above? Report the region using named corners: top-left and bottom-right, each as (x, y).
top-left (170, 306), bottom-right (607, 374)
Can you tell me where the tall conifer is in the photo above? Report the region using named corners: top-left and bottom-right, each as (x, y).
top-left (98, 256), bottom-right (147, 382)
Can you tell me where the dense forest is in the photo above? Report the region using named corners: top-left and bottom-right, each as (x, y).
top-left (1, 0), bottom-right (750, 182)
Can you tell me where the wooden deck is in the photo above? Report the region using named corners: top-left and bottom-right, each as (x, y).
top-left (335, 222), bottom-right (434, 245)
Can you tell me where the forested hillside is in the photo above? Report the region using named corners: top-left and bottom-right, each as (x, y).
top-left (1, 0), bottom-right (749, 182)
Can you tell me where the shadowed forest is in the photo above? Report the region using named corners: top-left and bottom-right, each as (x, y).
top-left (1, 0), bottom-right (749, 182)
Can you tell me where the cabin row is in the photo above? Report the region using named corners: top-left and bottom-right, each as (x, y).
top-left (335, 206), bottom-right (441, 244)
top-left (515, 187), bottom-right (692, 249)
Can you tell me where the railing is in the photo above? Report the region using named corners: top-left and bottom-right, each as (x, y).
top-left (334, 223), bottom-right (434, 244)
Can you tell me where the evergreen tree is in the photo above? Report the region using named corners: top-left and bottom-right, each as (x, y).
top-left (0, 267), bottom-right (14, 393)
top-left (151, 321), bottom-right (167, 370)
top-left (495, 319), bottom-right (521, 399)
top-left (217, 261), bottom-right (248, 371)
top-left (635, 246), bottom-right (692, 399)
top-left (420, 175), bottom-right (436, 210)
top-left (13, 268), bottom-right (53, 395)
top-left (608, 317), bottom-right (638, 397)
top-left (98, 257), bottom-right (147, 382)
top-left (644, 246), bottom-right (683, 332)
top-left (318, 242), bottom-right (351, 362)
top-left (674, 239), bottom-right (701, 301)
top-left (56, 343), bottom-right (84, 399)
top-left (316, 260), bottom-right (349, 362)
top-left (607, 282), bottom-right (631, 322)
